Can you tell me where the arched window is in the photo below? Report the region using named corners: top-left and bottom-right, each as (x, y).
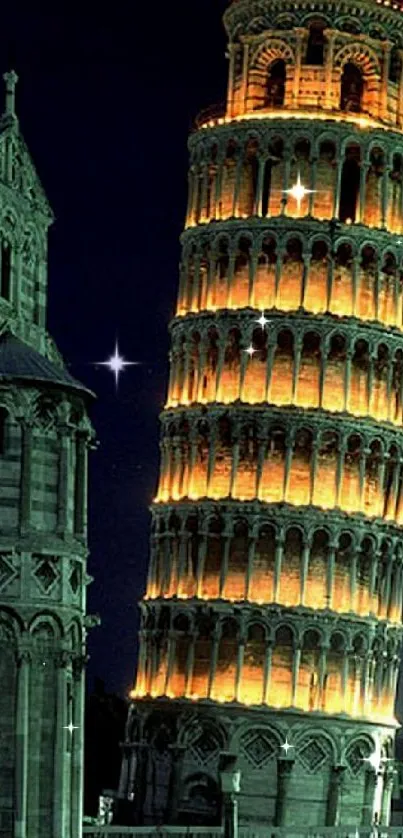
top-left (266, 60), bottom-right (286, 107)
top-left (1, 242), bottom-right (11, 301)
top-left (306, 22), bottom-right (327, 65)
top-left (340, 62), bottom-right (364, 113)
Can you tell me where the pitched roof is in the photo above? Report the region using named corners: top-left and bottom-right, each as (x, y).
top-left (0, 331), bottom-right (94, 397)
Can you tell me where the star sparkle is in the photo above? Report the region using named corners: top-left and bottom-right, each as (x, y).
top-left (280, 738), bottom-right (294, 755)
top-left (255, 312), bottom-right (270, 330)
top-left (64, 722), bottom-right (79, 735)
top-left (283, 172), bottom-right (315, 211)
top-left (244, 344), bottom-right (257, 357)
top-left (95, 341), bottom-right (140, 389)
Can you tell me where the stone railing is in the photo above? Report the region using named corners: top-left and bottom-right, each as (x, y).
top-left (194, 102), bottom-right (226, 129)
top-left (82, 827), bottom-right (403, 838)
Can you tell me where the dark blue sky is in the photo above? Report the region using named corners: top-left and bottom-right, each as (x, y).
top-left (5, 0), bottom-right (227, 696)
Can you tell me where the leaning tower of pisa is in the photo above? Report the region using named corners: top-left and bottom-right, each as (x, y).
top-left (120, 0), bottom-right (403, 829)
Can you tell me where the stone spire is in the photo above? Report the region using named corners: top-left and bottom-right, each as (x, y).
top-left (3, 69), bottom-right (18, 118)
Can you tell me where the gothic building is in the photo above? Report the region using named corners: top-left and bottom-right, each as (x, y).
top-left (0, 74), bottom-right (95, 837)
top-left (120, 0), bottom-right (403, 828)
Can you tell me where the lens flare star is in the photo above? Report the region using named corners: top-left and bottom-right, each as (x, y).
top-left (280, 738), bottom-right (294, 755)
top-left (63, 722), bottom-right (79, 735)
top-left (283, 172), bottom-right (315, 211)
top-left (95, 342), bottom-right (140, 389)
top-left (244, 344), bottom-right (257, 357)
top-left (255, 312), bottom-right (270, 330)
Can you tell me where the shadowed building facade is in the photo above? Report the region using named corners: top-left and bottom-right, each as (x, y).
top-left (0, 75), bottom-right (95, 837)
top-left (119, 0), bottom-right (403, 828)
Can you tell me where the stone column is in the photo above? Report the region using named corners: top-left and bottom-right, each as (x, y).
top-left (71, 655), bottom-right (86, 838)
top-left (185, 170), bottom-right (194, 227)
top-left (380, 42), bottom-right (392, 120)
top-left (273, 534), bottom-right (284, 601)
top-left (235, 636), bottom-right (245, 701)
top-left (293, 30), bottom-right (305, 105)
top-left (308, 159), bottom-right (318, 216)
top-left (226, 43), bottom-right (236, 118)
top-left (241, 41), bottom-right (250, 114)
top-left (263, 641), bottom-right (272, 704)
top-left (245, 536), bottom-right (257, 599)
top-left (382, 167), bottom-right (391, 228)
top-left (326, 765), bottom-right (346, 826)
top-left (232, 155), bottom-right (243, 218)
top-left (274, 757), bottom-right (295, 825)
top-left (291, 645), bottom-right (301, 705)
top-left (283, 427), bottom-right (295, 501)
top-left (15, 648), bottom-right (31, 838)
top-left (131, 740), bottom-right (148, 824)
top-left (53, 651), bottom-right (70, 838)
top-left (362, 766), bottom-right (377, 825)
top-left (324, 31), bottom-right (336, 109)
top-left (57, 426), bottom-right (71, 535)
top-left (333, 158), bottom-right (344, 218)
top-left (185, 632), bottom-right (196, 696)
top-left (255, 156), bottom-right (266, 216)
top-left (325, 541), bottom-right (336, 608)
top-left (397, 50), bottom-right (403, 127)
top-left (19, 421), bottom-right (33, 535)
top-left (380, 765), bottom-right (396, 825)
top-left (167, 743), bottom-right (187, 823)
top-left (335, 438), bottom-right (347, 507)
top-left (220, 754), bottom-right (241, 838)
top-left (299, 539), bottom-right (310, 605)
top-left (208, 625), bottom-right (221, 697)
top-left (74, 432), bottom-right (87, 537)
top-left (357, 160), bottom-right (369, 224)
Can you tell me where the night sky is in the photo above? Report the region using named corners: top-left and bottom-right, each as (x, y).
top-left (2, 0), bottom-right (227, 696)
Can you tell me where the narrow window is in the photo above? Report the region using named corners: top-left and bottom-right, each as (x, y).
top-left (266, 59), bottom-right (286, 107)
top-left (1, 242), bottom-right (11, 300)
top-left (340, 62), bottom-right (364, 113)
top-left (306, 23), bottom-right (326, 65)
top-left (339, 147), bottom-right (360, 222)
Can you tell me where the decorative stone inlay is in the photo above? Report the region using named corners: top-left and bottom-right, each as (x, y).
top-left (0, 553), bottom-right (17, 591)
top-left (240, 729), bottom-right (277, 768)
top-left (346, 740), bottom-right (372, 776)
top-left (298, 737), bottom-right (329, 773)
top-left (190, 728), bottom-right (220, 765)
top-left (33, 556), bottom-right (58, 592)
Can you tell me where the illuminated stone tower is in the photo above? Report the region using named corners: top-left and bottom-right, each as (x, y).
top-left (0, 74), bottom-right (95, 838)
top-left (121, 0), bottom-right (403, 828)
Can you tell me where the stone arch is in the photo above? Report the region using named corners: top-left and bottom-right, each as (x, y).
top-left (180, 772), bottom-right (220, 824)
top-left (344, 734), bottom-right (374, 775)
top-left (29, 612), bottom-right (63, 640)
top-left (251, 39), bottom-right (295, 71)
top-left (334, 43), bottom-right (381, 77)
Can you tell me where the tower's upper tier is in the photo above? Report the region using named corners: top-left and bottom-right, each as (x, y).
top-left (224, 0), bottom-right (403, 43)
top-left (195, 0), bottom-right (403, 133)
